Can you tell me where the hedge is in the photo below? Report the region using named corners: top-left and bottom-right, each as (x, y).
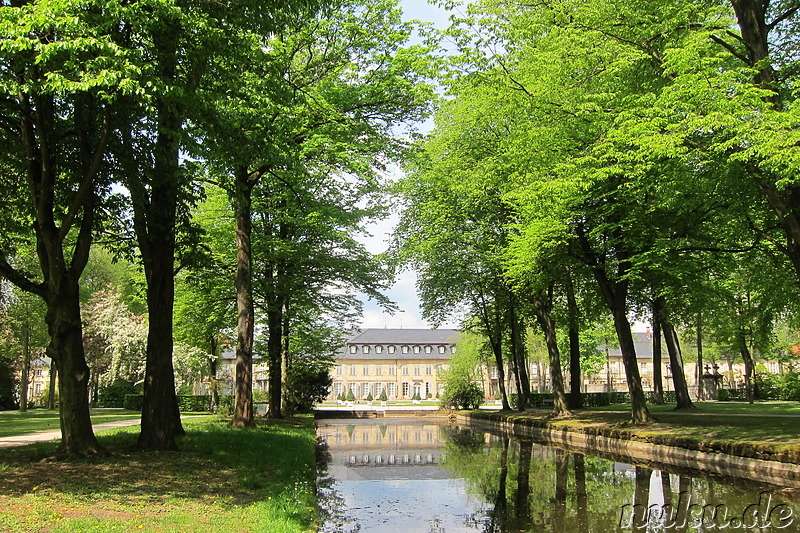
top-left (123, 394), bottom-right (213, 412)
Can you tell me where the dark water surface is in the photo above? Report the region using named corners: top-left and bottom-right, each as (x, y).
top-left (315, 418), bottom-right (800, 532)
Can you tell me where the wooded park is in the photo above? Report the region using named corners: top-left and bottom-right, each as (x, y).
top-left (2, 0), bottom-right (800, 462)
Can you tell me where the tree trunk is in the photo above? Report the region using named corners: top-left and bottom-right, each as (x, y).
top-left (651, 300), bottom-right (664, 404)
top-left (655, 300), bottom-right (695, 410)
top-left (232, 166), bottom-right (255, 427)
top-left (566, 270), bottom-right (583, 409)
top-left (696, 312), bottom-right (704, 400)
top-left (19, 326), bottom-right (29, 412)
top-left (46, 290), bottom-right (103, 459)
top-left (134, 88), bottom-right (184, 450)
top-left (531, 289), bottom-right (571, 418)
top-left (480, 300), bottom-right (510, 410)
top-left (266, 303), bottom-right (284, 419)
top-left (578, 225), bottom-right (652, 423)
top-left (508, 300), bottom-right (529, 410)
top-left (137, 241), bottom-right (183, 449)
top-left (613, 307), bottom-right (653, 423)
top-left (47, 358), bottom-right (57, 410)
top-left (280, 309), bottom-right (291, 416)
top-left (738, 329), bottom-right (755, 404)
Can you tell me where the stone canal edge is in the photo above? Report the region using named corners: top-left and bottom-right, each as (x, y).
top-left (458, 411), bottom-right (800, 490)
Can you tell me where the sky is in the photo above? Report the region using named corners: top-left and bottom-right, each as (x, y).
top-left (356, 1), bottom-right (455, 330)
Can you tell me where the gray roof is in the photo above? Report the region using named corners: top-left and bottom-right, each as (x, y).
top-left (347, 329), bottom-right (461, 345)
top-left (339, 329), bottom-right (461, 361)
top-left (604, 332), bottom-right (654, 359)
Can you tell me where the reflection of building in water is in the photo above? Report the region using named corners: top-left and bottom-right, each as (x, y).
top-left (318, 421), bottom-right (454, 480)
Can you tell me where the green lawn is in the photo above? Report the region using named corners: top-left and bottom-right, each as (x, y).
top-left (0, 409), bottom-right (143, 438)
top-left (0, 415), bottom-right (318, 533)
top-left (491, 400), bottom-right (800, 460)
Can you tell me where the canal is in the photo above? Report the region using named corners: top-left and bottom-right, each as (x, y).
top-left (316, 417), bottom-right (799, 532)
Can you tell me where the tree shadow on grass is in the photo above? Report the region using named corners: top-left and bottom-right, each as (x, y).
top-left (0, 418), bottom-right (315, 508)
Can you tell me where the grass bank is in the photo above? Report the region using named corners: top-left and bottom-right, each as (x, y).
top-left (467, 401), bottom-right (800, 464)
top-left (0, 415), bottom-right (318, 533)
top-left (0, 409), bottom-right (144, 438)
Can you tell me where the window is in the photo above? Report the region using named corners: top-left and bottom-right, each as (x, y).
top-left (452, 346), bottom-right (457, 354)
top-left (414, 364), bottom-right (421, 375)
top-left (425, 382), bottom-right (431, 397)
top-left (388, 383), bottom-right (397, 397)
top-left (350, 365), bottom-right (357, 376)
top-left (491, 366), bottom-right (498, 379)
top-left (439, 345), bottom-right (446, 354)
top-left (336, 365), bottom-right (343, 376)
top-left (34, 384), bottom-right (41, 395)
top-left (402, 382), bottom-right (409, 397)
top-left (363, 364), bottom-right (369, 375)
top-left (402, 364), bottom-right (408, 375)
top-left (376, 364), bottom-right (382, 376)
top-left (425, 345), bottom-right (432, 354)
top-left (362, 345), bottom-right (370, 354)
top-left (413, 345), bottom-right (421, 354)
top-left (349, 345), bottom-right (357, 354)
top-left (376, 346), bottom-right (383, 354)
top-left (350, 383), bottom-right (359, 396)
top-left (437, 364), bottom-right (443, 374)
top-left (35, 369), bottom-right (43, 377)
top-left (375, 383), bottom-right (383, 395)
top-left (334, 383), bottom-right (344, 397)
top-left (426, 364), bottom-right (432, 375)
top-left (401, 345), bottom-right (409, 354)
top-left (388, 365), bottom-right (396, 376)
top-left (388, 345), bottom-right (396, 354)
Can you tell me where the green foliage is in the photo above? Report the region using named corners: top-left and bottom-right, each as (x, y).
top-left (366, 393), bottom-right (374, 402)
top-left (0, 355), bottom-right (16, 410)
top-left (345, 389), bottom-right (356, 402)
top-left (379, 390), bottom-right (388, 402)
top-left (176, 395), bottom-right (213, 412)
top-left (755, 369), bottom-right (800, 401)
top-left (284, 363), bottom-right (333, 414)
top-left (97, 380), bottom-right (141, 408)
top-left (123, 394), bottom-right (144, 411)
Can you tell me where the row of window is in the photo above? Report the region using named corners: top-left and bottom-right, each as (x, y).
top-left (348, 344), bottom-right (454, 355)
top-left (336, 363), bottom-right (444, 377)
top-left (333, 381), bottom-right (438, 398)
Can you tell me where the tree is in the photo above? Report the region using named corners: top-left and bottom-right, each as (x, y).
top-left (0, 1), bottom-right (140, 457)
top-left (193, 0), bottom-right (435, 423)
top-left (440, 332), bottom-right (486, 410)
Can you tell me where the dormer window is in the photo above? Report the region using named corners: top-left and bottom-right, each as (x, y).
top-left (376, 346), bottom-right (383, 354)
top-left (402, 346), bottom-right (409, 354)
top-left (388, 346), bottom-right (396, 354)
top-left (413, 345), bottom-right (421, 354)
top-left (439, 346), bottom-right (446, 354)
top-left (424, 346), bottom-right (432, 354)
top-left (362, 345), bottom-right (370, 354)
top-left (349, 345), bottom-right (357, 354)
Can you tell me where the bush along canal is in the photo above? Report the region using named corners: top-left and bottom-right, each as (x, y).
top-left (315, 417), bottom-right (800, 532)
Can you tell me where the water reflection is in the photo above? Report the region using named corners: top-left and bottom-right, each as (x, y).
top-left (316, 419), bottom-right (800, 532)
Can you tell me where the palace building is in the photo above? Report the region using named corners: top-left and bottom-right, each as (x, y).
top-left (328, 329), bottom-right (461, 401)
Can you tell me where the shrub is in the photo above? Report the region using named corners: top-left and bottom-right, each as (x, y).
top-left (440, 382), bottom-right (482, 410)
top-left (98, 380), bottom-right (140, 408)
top-left (412, 391), bottom-right (421, 401)
top-left (346, 389), bottom-right (355, 402)
top-left (379, 390), bottom-right (388, 402)
top-left (123, 394), bottom-right (144, 411)
top-left (366, 393), bottom-right (373, 402)
top-left (177, 395), bottom-right (212, 412)
top-left (217, 394), bottom-right (234, 416)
